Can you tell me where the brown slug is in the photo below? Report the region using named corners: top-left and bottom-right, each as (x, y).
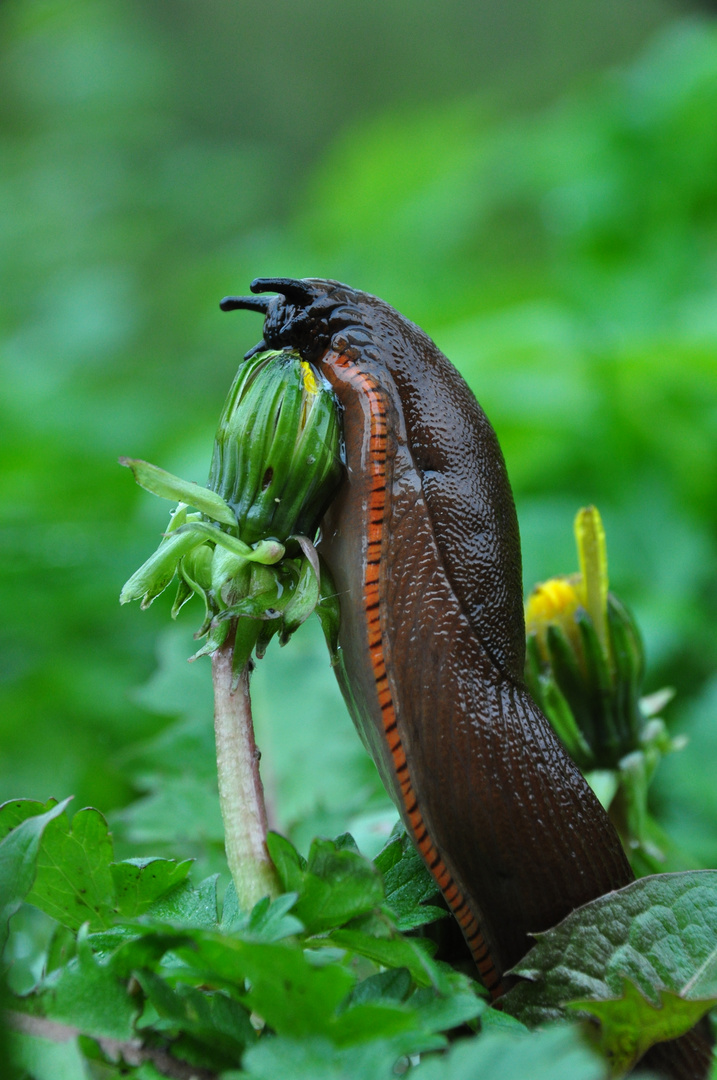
top-left (221, 278), bottom-right (712, 1078)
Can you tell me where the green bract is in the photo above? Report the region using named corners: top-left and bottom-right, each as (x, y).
top-left (120, 349), bottom-right (343, 673)
top-left (209, 349), bottom-right (343, 544)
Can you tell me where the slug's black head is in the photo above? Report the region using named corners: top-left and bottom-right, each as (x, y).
top-left (221, 277), bottom-right (351, 361)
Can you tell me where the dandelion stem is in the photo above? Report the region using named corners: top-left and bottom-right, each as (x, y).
top-left (211, 627), bottom-right (280, 909)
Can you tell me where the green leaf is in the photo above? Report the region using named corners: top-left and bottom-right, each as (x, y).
top-left (139, 873), bottom-right (219, 927)
top-left (409, 1023), bottom-right (605, 1080)
top-left (566, 978), bottom-right (716, 1076)
top-left (221, 887), bottom-right (303, 942)
top-left (119, 457), bottom-right (237, 526)
top-left (406, 971), bottom-right (486, 1033)
top-left (502, 869), bottom-right (717, 1042)
top-left (43, 926), bottom-right (139, 1040)
top-left (136, 969), bottom-right (256, 1060)
top-left (239, 1033), bottom-right (438, 1080)
top-left (266, 832), bottom-right (306, 892)
top-left (175, 935), bottom-right (357, 1040)
top-left (266, 835), bottom-right (385, 936)
top-left (0, 798), bottom-right (63, 842)
top-left (7, 1029), bottom-right (88, 1080)
top-left (328, 927), bottom-right (443, 989)
top-left (0, 798), bottom-right (71, 953)
top-left (25, 808), bottom-right (116, 931)
top-left (374, 826), bottom-right (446, 931)
top-left (120, 527), bottom-right (209, 607)
top-left (110, 858), bottom-right (193, 917)
top-left (345, 968), bottom-right (412, 1008)
top-left (268, 832), bottom-right (385, 935)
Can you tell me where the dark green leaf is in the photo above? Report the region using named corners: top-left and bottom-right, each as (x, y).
top-left (176, 935), bottom-right (356, 1039)
top-left (344, 968), bottom-right (413, 1008)
top-left (266, 832), bottom-right (306, 892)
top-left (407, 971), bottom-right (486, 1033)
top-left (374, 826), bottom-right (446, 931)
top-left (136, 969), bottom-right (256, 1058)
top-left (221, 884), bottom-right (302, 941)
top-left (503, 869), bottom-right (717, 1033)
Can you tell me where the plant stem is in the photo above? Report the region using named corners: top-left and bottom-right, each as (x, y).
top-left (211, 628), bottom-right (280, 909)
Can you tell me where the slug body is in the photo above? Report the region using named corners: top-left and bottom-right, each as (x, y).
top-left (225, 279), bottom-right (710, 1077)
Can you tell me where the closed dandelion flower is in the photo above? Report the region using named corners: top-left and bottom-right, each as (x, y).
top-left (525, 506), bottom-right (685, 872)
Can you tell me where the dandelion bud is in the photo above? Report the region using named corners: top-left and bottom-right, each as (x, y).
top-left (525, 507), bottom-right (685, 870)
top-left (208, 349), bottom-right (343, 545)
top-left (525, 507), bottom-right (644, 770)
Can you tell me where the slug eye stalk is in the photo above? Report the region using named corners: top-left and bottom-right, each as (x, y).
top-left (219, 295), bottom-right (270, 313)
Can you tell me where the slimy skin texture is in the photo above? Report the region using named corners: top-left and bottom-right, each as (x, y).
top-left (224, 278), bottom-right (711, 1077)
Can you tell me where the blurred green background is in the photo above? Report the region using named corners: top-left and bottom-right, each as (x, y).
top-left (1, 0), bottom-right (716, 875)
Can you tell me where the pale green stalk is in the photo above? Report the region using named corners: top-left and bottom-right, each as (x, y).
top-left (211, 632), bottom-right (280, 909)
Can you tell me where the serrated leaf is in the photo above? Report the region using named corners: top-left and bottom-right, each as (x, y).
top-left (0, 798), bottom-right (62, 843)
top-left (43, 927), bottom-right (138, 1040)
top-left (0, 798), bottom-right (71, 953)
top-left (119, 457), bottom-right (237, 526)
top-left (174, 935), bottom-right (356, 1039)
top-left (136, 969), bottom-right (256, 1060)
top-left (140, 873), bottom-right (219, 927)
top-left (239, 1032), bottom-right (441, 1080)
top-left (374, 827), bottom-right (445, 931)
top-left (502, 869), bottom-right (717, 1035)
top-left (328, 928), bottom-right (443, 989)
top-left (221, 887), bottom-right (303, 942)
top-left (567, 978), bottom-right (716, 1077)
top-left (110, 858), bottom-right (193, 917)
top-left (409, 1023), bottom-right (605, 1080)
top-left (407, 973), bottom-right (486, 1032)
top-left (345, 968), bottom-right (413, 1008)
top-left (25, 808), bottom-right (115, 931)
top-left (297, 837), bottom-right (385, 934)
top-left (267, 833), bottom-right (383, 935)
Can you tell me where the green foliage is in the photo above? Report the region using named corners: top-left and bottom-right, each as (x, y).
top-left (503, 871), bottom-right (717, 1070)
top-left (0, 799), bottom-right (192, 936)
top-left (2, 809), bottom-right (486, 1078)
top-left (5, 796), bottom-right (715, 1077)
